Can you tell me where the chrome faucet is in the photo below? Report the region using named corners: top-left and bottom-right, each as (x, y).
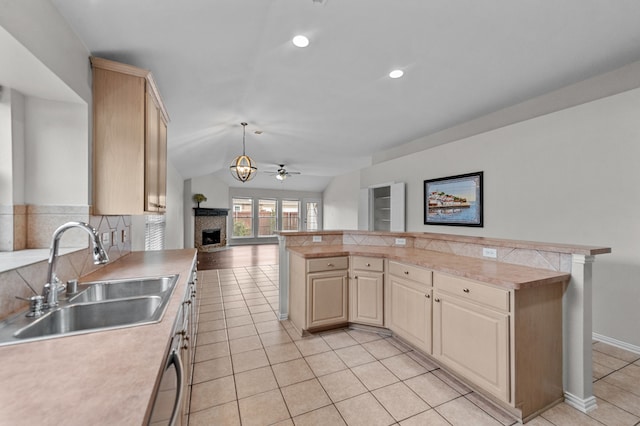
top-left (43, 221), bottom-right (109, 308)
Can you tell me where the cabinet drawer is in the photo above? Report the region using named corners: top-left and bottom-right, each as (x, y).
top-left (434, 272), bottom-right (510, 312)
top-left (307, 256), bottom-right (349, 273)
top-left (389, 261), bottom-right (432, 285)
top-left (352, 256), bottom-right (384, 272)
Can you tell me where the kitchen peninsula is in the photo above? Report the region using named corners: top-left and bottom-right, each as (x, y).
top-left (277, 230), bottom-right (610, 422)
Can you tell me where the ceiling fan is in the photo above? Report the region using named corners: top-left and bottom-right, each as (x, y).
top-left (265, 164), bottom-right (301, 181)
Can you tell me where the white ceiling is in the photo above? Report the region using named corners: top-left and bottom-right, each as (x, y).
top-left (50, 0), bottom-right (640, 191)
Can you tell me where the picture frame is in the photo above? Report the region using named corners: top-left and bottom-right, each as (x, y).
top-left (424, 171), bottom-right (483, 227)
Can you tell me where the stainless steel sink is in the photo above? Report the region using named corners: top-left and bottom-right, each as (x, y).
top-left (0, 274), bottom-right (180, 346)
top-left (13, 296), bottom-right (163, 339)
top-left (69, 275), bottom-right (177, 303)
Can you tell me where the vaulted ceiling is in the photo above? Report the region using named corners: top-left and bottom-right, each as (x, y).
top-left (50, 0), bottom-right (640, 191)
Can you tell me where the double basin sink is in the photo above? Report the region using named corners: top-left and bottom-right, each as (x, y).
top-left (0, 275), bottom-right (179, 346)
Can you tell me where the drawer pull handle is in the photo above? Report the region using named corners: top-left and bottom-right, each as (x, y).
top-left (354, 276), bottom-right (358, 279)
top-left (434, 298), bottom-right (441, 303)
top-left (425, 294), bottom-right (431, 299)
top-left (327, 263), bottom-right (334, 267)
top-left (404, 271), bottom-right (409, 275)
top-left (463, 288), bottom-right (470, 293)
top-left (366, 263), bottom-right (371, 267)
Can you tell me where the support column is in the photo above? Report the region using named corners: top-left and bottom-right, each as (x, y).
top-left (563, 254), bottom-right (597, 412)
top-left (277, 234), bottom-right (289, 320)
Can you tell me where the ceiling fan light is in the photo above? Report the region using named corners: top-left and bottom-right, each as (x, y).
top-left (389, 69), bottom-right (404, 79)
top-left (276, 173), bottom-right (286, 181)
top-left (292, 35), bottom-right (310, 48)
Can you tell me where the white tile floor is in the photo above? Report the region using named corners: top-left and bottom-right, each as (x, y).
top-left (189, 266), bottom-right (640, 425)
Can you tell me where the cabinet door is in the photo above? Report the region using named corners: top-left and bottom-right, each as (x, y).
top-left (92, 67), bottom-right (146, 215)
top-left (145, 89), bottom-right (160, 212)
top-left (388, 275), bottom-right (431, 353)
top-left (157, 118), bottom-right (167, 213)
top-left (307, 271), bottom-right (348, 329)
top-left (350, 271), bottom-right (384, 326)
top-left (433, 293), bottom-right (510, 402)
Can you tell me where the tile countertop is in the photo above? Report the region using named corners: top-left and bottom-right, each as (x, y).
top-left (0, 249), bottom-right (197, 426)
top-left (287, 245), bottom-right (570, 290)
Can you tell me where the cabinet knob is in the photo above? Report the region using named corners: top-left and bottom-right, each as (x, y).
top-left (404, 271), bottom-right (409, 275)
top-left (366, 263), bottom-right (371, 267)
top-left (327, 263), bottom-right (334, 267)
top-left (463, 288), bottom-right (470, 293)
top-left (434, 298), bottom-right (441, 303)
top-left (354, 276), bottom-right (358, 279)
top-left (425, 294), bottom-right (431, 299)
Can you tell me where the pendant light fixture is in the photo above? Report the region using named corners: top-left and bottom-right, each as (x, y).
top-left (229, 122), bottom-right (257, 182)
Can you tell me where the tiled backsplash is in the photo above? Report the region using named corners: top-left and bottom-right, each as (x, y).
top-left (0, 213), bottom-right (131, 321)
top-left (284, 231), bottom-right (572, 273)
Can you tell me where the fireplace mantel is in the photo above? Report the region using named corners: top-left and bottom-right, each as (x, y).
top-left (193, 208), bottom-right (229, 217)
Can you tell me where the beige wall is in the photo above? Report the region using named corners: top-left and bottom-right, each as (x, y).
top-left (322, 169), bottom-right (360, 230)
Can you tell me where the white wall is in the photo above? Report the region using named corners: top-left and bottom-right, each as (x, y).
top-left (11, 90), bottom-right (25, 205)
top-left (0, 88), bottom-right (12, 205)
top-left (329, 88), bottom-right (640, 348)
top-left (322, 169), bottom-right (360, 230)
top-left (0, 0), bottom-right (92, 103)
top-left (190, 173), bottom-right (231, 209)
top-left (164, 160), bottom-right (184, 249)
top-left (24, 97), bottom-right (88, 205)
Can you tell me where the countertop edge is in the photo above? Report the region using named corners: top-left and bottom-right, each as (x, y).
top-left (288, 245), bottom-right (570, 290)
top-left (278, 230), bottom-right (611, 256)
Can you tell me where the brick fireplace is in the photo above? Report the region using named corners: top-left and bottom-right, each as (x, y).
top-left (194, 208), bottom-right (229, 251)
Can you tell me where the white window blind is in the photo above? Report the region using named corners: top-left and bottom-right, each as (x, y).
top-left (145, 215), bottom-right (166, 251)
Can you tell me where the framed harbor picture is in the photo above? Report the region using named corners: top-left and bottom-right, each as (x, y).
top-left (424, 171), bottom-right (483, 227)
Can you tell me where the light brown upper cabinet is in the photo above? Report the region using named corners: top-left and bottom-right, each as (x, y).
top-left (91, 57), bottom-right (169, 215)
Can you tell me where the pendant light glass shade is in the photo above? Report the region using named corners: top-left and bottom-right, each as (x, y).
top-left (229, 122), bottom-right (257, 182)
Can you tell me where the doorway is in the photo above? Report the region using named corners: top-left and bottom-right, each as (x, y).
top-left (302, 199), bottom-right (322, 231)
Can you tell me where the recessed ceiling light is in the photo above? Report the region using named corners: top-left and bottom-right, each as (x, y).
top-left (292, 35), bottom-right (310, 48)
top-left (389, 69), bottom-right (404, 79)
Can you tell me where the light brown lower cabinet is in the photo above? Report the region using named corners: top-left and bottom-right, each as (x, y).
top-left (349, 256), bottom-right (384, 327)
top-left (432, 271), bottom-right (563, 422)
top-left (433, 289), bottom-right (510, 401)
top-left (307, 270), bottom-right (349, 329)
top-left (387, 261), bottom-right (432, 354)
top-left (289, 255), bottom-right (349, 333)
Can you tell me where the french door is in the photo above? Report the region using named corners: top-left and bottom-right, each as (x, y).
top-left (302, 199), bottom-right (322, 231)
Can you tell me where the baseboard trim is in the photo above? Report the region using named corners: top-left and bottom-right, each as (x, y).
top-left (564, 392), bottom-right (598, 413)
top-left (593, 332), bottom-right (640, 355)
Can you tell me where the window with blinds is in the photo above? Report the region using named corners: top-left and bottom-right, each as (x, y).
top-left (145, 214), bottom-right (166, 250)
